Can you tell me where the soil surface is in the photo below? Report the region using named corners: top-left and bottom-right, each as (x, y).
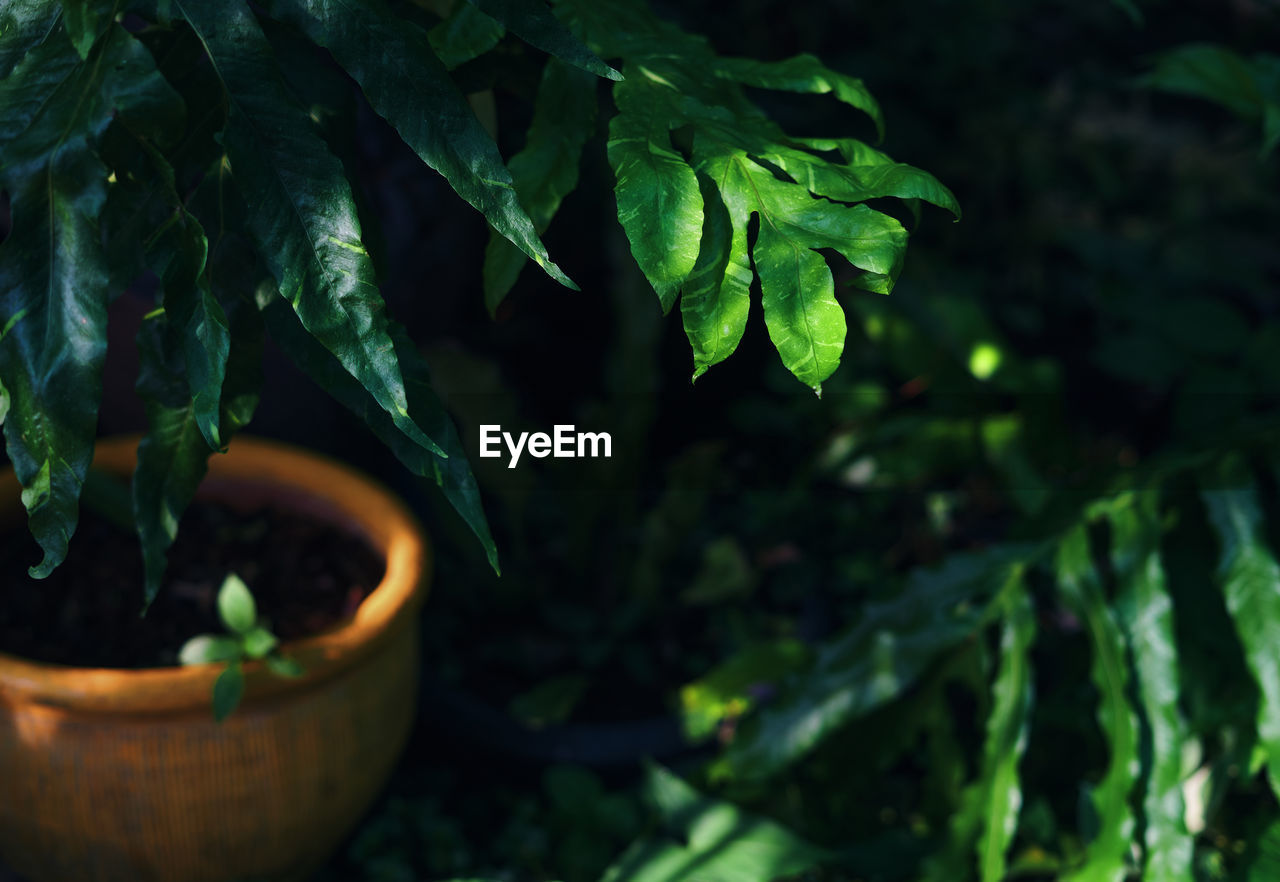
top-left (0, 500), bottom-right (385, 668)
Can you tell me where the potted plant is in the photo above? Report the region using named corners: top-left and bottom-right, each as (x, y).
top-left (0, 0), bottom-right (955, 879)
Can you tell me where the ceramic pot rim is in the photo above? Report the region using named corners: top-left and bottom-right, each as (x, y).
top-left (0, 435), bottom-right (430, 715)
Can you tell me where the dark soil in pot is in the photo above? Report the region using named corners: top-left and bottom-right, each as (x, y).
top-left (0, 500), bottom-right (384, 668)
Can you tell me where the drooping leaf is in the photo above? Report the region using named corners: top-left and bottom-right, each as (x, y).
top-left (483, 58), bottom-right (596, 312)
top-left (466, 0), bottom-right (620, 80)
top-left (428, 1), bottom-right (504, 69)
top-left (1057, 525), bottom-right (1139, 882)
top-left (173, 0), bottom-right (446, 461)
top-left (719, 544), bottom-right (1031, 782)
top-left (260, 0), bottom-right (574, 290)
top-left (1107, 493), bottom-right (1194, 882)
top-left (261, 296), bottom-right (499, 573)
top-left (600, 763), bottom-right (831, 882)
top-left (212, 661), bottom-right (245, 722)
top-left (679, 174), bottom-right (752, 381)
top-left (777, 138), bottom-right (960, 219)
top-left (607, 68), bottom-right (703, 313)
top-left (0, 22), bottom-right (180, 577)
top-left (1202, 473), bottom-right (1280, 803)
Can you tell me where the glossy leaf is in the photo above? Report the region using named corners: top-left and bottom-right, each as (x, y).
top-left (173, 0), bottom-right (445, 461)
top-left (697, 141), bottom-right (906, 393)
top-left (466, 0), bottom-right (620, 80)
top-left (608, 69), bottom-right (703, 312)
top-left (679, 175), bottom-right (751, 381)
top-left (261, 0), bottom-right (574, 290)
top-left (0, 22), bottom-right (178, 577)
top-left (0, 1), bottom-right (61, 79)
top-left (1107, 494), bottom-right (1194, 882)
top-left (719, 545), bottom-right (1030, 781)
top-left (262, 298), bottom-right (499, 573)
top-left (1057, 525), bottom-right (1138, 882)
top-left (713, 53), bottom-right (884, 139)
top-left (601, 763), bottom-right (830, 882)
top-left (777, 138), bottom-right (960, 219)
top-left (483, 58), bottom-right (596, 312)
top-left (1202, 476), bottom-right (1280, 803)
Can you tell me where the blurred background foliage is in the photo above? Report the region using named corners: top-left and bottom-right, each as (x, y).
top-left (87, 0), bottom-right (1280, 878)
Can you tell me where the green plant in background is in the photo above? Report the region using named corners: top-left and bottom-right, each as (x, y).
top-left (0, 0), bottom-right (950, 609)
top-left (178, 572), bottom-right (302, 721)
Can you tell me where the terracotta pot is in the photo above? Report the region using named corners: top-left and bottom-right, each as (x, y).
top-left (0, 436), bottom-right (430, 882)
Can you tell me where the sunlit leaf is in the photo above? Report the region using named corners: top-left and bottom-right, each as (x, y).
top-left (1107, 493), bottom-right (1194, 882)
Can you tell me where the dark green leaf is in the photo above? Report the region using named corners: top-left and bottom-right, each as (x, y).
top-left (217, 572), bottom-right (258, 635)
top-left (467, 0), bottom-right (620, 80)
top-left (261, 0), bottom-right (574, 290)
top-left (1202, 476), bottom-right (1280, 803)
top-left (0, 23), bottom-right (179, 577)
top-left (212, 661), bottom-right (245, 722)
top-left (262, 298), bottom-right (499, 573)
top-left (608, 69), bottom-right (703, 313)
top-left (60, 0), bottom-right (111, 59)
top-left (265, 654), bottom-right (305, 678)
top-left (1056, 525), bottom-right (1138, 882)
top-left (428, 1), bottom-right (504, 70)
top-left (1107, 494), bottom-right (1194, 882)
top-left (483, 58), bottom-right (596, 312)
top-left (1142, 44), bottom-right (1264, 119)
top-left (0, 1), bottom-right (61, 79)
top-left (601, 764), bottom-right (830, 882)
top-left (173, 0), bottom-right (446, 461)
top-left (719, 545), bottom-right (1030, 781)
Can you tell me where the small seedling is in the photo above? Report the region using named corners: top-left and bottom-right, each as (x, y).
top-left (178, 573), bottom-right (304, 722)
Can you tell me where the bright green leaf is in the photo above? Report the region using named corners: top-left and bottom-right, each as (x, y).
top-left (1107, 494), bottom-right (1194, 882)
top-left (179, 634), bottom-right (242, 666)
top-left (1202, 475), bottom-right (1280, 804)
top-left (680, 174), bottom-right (752, 381)
top-left (217, 573), bottom-right (259, 636)
top-left (608, 69), bottom-right (703, 312)
top-left (714, 53), bottom-right (884, 140)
